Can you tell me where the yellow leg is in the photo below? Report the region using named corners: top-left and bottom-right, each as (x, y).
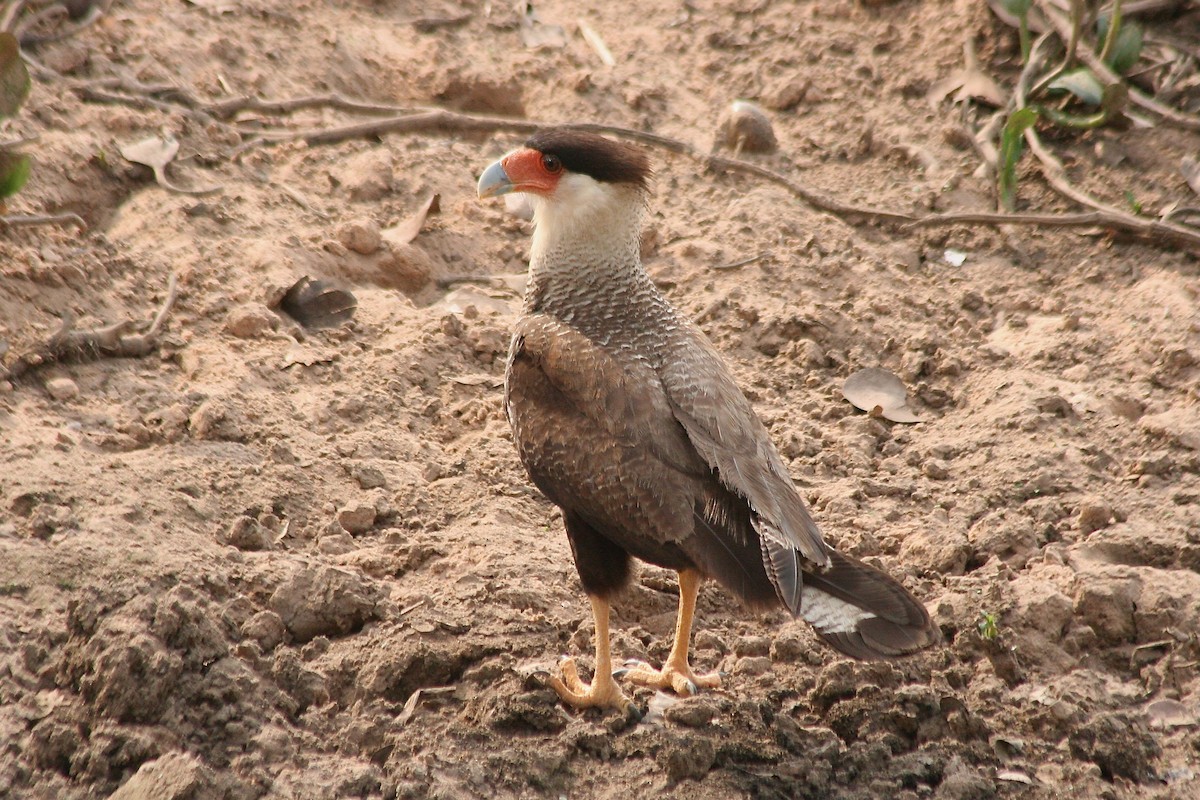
top-left (549, 595), bottom-right (636, 715)
top-left (621, 569), bottom-right (722, 696)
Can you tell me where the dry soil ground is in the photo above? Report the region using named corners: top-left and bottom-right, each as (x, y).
top-left (2, 0), bottom-right (1200, 798)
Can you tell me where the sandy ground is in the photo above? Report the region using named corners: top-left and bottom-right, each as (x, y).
top-left (2, 0), bottom-right (1200, 798)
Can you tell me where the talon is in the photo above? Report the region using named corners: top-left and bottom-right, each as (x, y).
top-left (612, 668), bottom-right (629, 679)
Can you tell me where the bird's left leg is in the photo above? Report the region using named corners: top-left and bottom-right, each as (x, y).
top-left (620, 569), bottom-right (722, 696)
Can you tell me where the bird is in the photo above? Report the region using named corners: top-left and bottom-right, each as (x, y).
top-left (476, 128), bottom-right (940, 716)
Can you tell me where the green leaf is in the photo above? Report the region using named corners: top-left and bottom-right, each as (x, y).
top-left (0, 32), bottom-right (31, 119)
top-left (998, 0), bottom-right (1033, 16)
top-left (998, 107), bottom-right (1037, 212)
top-left (1049, 68), bottom-right (1105, 106)
top-left (1107, 21), bottom-right (1143, 75)
top-left (0, 151), bottom-right (31, 198)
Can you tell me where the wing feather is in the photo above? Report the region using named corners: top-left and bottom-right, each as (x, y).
top-left (660, 323), bottom-right (830, 570)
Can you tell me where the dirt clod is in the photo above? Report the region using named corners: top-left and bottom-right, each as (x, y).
top-left (268, 566), bottom-right (382, 642)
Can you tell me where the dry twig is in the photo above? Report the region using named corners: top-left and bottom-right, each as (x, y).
top-left (0, 212), bottom-right (86, 229)
top-left (238, 109), bottom-right (919, 225)
top-left (1, 273), bottom-right (179, 383)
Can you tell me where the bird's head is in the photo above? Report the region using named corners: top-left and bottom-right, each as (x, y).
top-left (477, 129), bottom-right (652, 250)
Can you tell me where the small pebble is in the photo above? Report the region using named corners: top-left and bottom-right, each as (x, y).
top-left (45, 377), bottom-right (79, 401)
top-left (734, 656), bottom-right (772, 677)
top-left (770, 631), bottom-right (807, 662)
top-left (923, 459), bottom-right (950, 480)
top-left (664, 697), bottom-right (719, 728)
top-left (317, 532), bottom-right (357, 555)
top-left (337, 503), bottom-right (377, 535)
top-left (337, 219), bottom-right (382, 255)
top-left (241, 610), bottom-right (287, 650)
top-left (763, 77), bottom-right (810, 111)
top-left (733, 635), bottom-right (771, 657)
top-left (351, 464), bottom-right (387, 490)
top-left (694, 630), bottom-right (727, 653)
top-left (1078, 500), bottom-right (1114, 535)
top-left (225, 304), bottom-right (277, 339)
top-left (225, 516), bottom-right (271, 551)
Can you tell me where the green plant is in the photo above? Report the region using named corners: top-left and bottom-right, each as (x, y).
top-left (977, 610), bottom-right (1000, 641)
top-left (998, 107), bottom-right (1037, 211)
top-left (0, 31), bottom-right (31, 210)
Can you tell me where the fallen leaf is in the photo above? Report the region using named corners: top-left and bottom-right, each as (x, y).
top-left (121, 134), bottom-right (180, 174)
top-left (449, 374), bottom-right (504, 388)
top-left (842, 367), bottom-right (920, 423)
top-left (927, 69), bottom-right (1006, 108)
top-left (996, 770), bottom-right (1033, 785)
top-left (385, 193), bottom-right (440, 246)
top-left (281, 345), bottom-right (337, 369)
top-left (279, 276), bottom-right (357, 329)
top-left (120, 133), bottom-right (222, 196)
top-left (929, 37), bottom-right (1005, 109)
top-left (396, 689), bottom-right (422, 727)
top-left (437, 286), bottom-right (519, 317)
top-left (577, 19), bottom-right (616, 67)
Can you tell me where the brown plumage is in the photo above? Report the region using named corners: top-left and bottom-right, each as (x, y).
top-left (477, 129), bottom-right (939, 714)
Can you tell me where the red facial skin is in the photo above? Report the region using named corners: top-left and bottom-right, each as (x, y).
top-left (500, 148), bottom-right (564, 196)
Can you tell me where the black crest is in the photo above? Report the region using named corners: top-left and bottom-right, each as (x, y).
top-left (524, 128), bottom-right (652, 189)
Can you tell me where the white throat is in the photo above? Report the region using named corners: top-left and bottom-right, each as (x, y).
top-left (527, 173), bottom-right (646, 278)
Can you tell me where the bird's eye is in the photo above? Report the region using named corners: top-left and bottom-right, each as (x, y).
top-left (541, 154), bottom-right (562, 173)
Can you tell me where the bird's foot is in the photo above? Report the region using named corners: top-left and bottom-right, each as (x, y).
top-left (617, 658), bottom-right (722, 697)
top-left (548, 657), bottom-right (641, 721)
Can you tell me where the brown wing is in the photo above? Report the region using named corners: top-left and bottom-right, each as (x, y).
top-left (657, 320), bottom-right (831, 613)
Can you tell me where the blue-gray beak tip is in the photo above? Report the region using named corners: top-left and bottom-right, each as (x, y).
top-left (477, 160), bottom-right (514, 199)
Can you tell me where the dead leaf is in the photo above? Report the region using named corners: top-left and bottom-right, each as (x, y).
top-left (842, 367), bottom-right (920, 423)
top-left (119, 133), bottom-right (222, 196)
top-left (928, 69), bottom-right (1006, 108)
top-left (281, 345), bottom-right (336, 369)
top-left (928, 38), bottom-right (1005, 108)
top-left (450, 374), bottom-right (504, 388)
top-left (279, 276), bottom-right (357, 329)
top-left (1181, 156), bottom-right (1200, 197)
top-left (385, 193), bottom-right (440, 246)
top-left (396, 689), bottom-right (422, 727)
top-left (437, 286), bottom-right (519, 317)
top-left (577, 19), bottom-right (616, 67)
top-left (996, 770), bottom-right (1033, 785)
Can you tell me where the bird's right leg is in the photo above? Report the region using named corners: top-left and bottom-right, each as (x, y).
top-left (553, 511), bottom-right (638, 717)
top-left (549, 594), bottom-right (636, 715)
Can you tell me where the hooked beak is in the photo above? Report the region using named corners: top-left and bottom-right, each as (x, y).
top-left (477, 159), bottom-right (515, 199)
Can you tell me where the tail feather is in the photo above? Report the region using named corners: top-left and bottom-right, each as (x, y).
top-left (800, 550), bottom-right (940, 659)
